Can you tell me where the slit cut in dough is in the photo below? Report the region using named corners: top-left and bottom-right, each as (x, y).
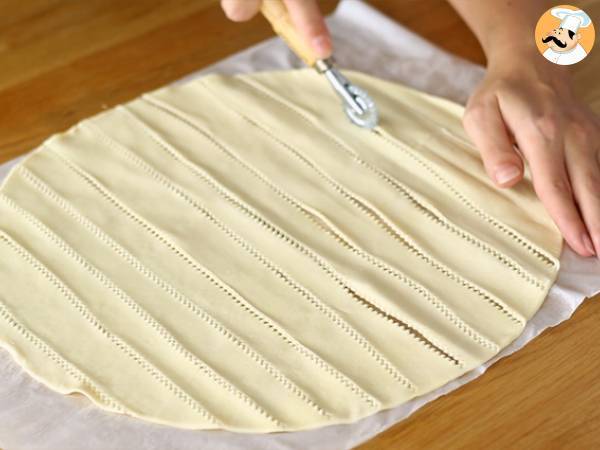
top-left (0, 69), bottom-right (562, 432)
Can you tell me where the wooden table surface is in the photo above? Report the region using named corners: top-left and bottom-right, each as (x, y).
top-left (1, 1), bottom-right (599, 449)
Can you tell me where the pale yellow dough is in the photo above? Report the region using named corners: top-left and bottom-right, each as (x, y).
top-left (0, 69), bottom-right (562, 432)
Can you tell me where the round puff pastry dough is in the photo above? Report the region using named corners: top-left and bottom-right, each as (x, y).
top-left (0, 69), bottom-right (562, 432)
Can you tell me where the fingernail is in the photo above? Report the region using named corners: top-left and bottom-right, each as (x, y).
top-left (594, 236), bottom-right (600, 260)
top-left (312, 35), bottom-right (332, 58)
top-left (582, 233), bottom-right (596, 256)
top-left (494, 165), bottom-right (520, 185)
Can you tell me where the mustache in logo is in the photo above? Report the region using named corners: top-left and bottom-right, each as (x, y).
top-left (542, 35), bottom-right (567, 48)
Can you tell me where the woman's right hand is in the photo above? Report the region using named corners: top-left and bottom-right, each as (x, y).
top-left (220, 0), bottom-right (333, 59)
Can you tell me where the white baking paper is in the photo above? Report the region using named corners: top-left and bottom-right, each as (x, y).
top-left (1, 1), bottom-right (599, 449)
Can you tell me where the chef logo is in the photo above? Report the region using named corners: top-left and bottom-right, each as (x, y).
top-left (535, 5), bottom-right (595, 65)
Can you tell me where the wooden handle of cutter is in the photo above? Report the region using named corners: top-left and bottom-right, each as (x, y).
top-left (260, 0), bottom-right (319, 67)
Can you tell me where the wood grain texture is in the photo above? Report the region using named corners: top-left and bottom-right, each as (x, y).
top-left (0, 1), bottom-right (598, 448)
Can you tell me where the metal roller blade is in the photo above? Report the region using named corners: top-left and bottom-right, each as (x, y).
top-left (343, 84), bottom-right (378, 129)
top-left (316, 58), bottom-right (379, 130)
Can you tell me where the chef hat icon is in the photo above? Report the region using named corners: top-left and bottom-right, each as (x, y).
top-left (551, 7), bottom-right (592, 33)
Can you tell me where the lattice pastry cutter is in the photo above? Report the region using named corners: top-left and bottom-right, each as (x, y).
top-left (261, 0), bottom-right (379, 129)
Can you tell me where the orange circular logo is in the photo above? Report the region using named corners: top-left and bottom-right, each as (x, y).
top-left (535, 4), bottom-right (595, 65)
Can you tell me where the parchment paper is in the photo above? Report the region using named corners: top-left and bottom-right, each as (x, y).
top-left (1, 1), bottom-right (599, 449)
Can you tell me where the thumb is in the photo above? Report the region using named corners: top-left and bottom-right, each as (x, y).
top-left (463, 96), bottom-right (524, 188)
top-left (283, 0), bottom-right (332, 59)
top-left (221, 0), bottom-right (261, 22)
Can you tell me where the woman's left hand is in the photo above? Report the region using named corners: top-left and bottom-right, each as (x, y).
top-left (462, 48), bottom-right (600, 257)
